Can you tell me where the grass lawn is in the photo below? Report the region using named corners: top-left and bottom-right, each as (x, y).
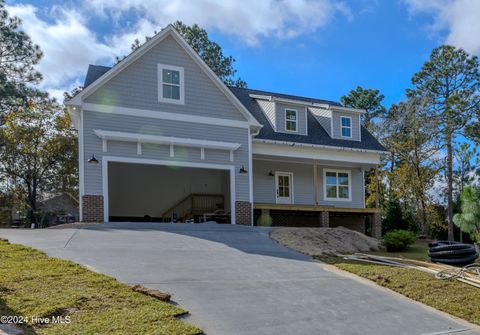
top-left (316, 252), bottom-right (480, 326)
top-left (0, 240), bottom-right (202, 335)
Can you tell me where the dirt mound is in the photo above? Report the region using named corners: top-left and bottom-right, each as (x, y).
top-left (270, 227), bottom-right (380, 256)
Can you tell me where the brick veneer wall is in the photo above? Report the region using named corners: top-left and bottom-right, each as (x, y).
top-left (82, 195), bottom-right (104, 222)
top-left (235, 201), bottom-right (252, 225)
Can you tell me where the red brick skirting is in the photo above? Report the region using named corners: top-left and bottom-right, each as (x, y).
top-left (82, 195), bottom-right (104, 222)
top-left (235, 201), bottom-right (252, 225)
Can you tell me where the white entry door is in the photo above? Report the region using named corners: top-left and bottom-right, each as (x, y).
top-left (275, 172), bottom-right (293, 204)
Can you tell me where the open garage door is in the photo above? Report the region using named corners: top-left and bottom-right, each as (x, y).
top-left (107, 162), bottom-right (231, 223)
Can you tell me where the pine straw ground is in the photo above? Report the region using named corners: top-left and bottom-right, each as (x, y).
top-left (0, 240), bottom-right (202, 335)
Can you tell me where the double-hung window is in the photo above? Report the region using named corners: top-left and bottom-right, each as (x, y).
top-left (285, 109), bottom-right (297, 132)
top-left (324, 170), bottom-right (351, 201)
top-left (341, 116), bottom-right (352, 138)
top-left (158, 64), bottom-right (184, 104)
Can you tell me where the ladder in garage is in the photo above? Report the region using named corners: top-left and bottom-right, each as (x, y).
top-left (161, 193), bottom-right (224, 222)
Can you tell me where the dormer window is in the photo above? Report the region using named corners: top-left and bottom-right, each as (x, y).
top-left (158, 64), bottom-right (184, 104)
top-left (341, 116), bottom-right (352, 138)
top-left (285, 109), bottom-right (297, 132)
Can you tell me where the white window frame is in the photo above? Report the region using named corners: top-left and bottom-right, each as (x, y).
top-left (158, 64), bottom-right (185, 105)
top-left (323, 169), bottom-right (352, 201)
top-left (285, 108), bottom-right (298, 132)
top-left (340, 116), bottom-right (352, 138)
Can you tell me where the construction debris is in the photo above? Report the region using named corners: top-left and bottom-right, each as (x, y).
top-left (130, 284), bottom-right (171, 301)
top-left (344, 253), bottom-right (480, 288)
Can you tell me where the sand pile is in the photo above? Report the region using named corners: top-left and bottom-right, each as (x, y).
top-left (270, 227), bottom-right (380, 256)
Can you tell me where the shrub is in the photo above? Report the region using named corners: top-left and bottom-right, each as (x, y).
top-left (383, 230), bottom-right (416, 252)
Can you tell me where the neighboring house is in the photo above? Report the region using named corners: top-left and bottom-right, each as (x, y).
top-left (66, 25), bottom-right (387, 236)
top-left (39, 192), bottom-right (79, 222)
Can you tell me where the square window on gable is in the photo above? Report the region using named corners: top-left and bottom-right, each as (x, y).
top-left (158, 64), bottom-right (184, 104)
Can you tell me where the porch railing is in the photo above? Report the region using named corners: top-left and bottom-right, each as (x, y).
top-left (161, 193), bottom-right (224, 220)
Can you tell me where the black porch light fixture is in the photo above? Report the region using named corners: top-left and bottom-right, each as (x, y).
top-left (268, 170), bottom-right (274, 176)
top-left (88, 154), bottom-right (99, 164)
top-left (239, 165), bottom-right (248, 174)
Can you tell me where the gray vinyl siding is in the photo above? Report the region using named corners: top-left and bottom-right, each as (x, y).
top-left (309, 107), bottom-right (332, 136)
top-left (85, 35), bottom-right (247, 122)
top-left (275, 102), bottom-right (307, 135)
top-left (253, 160), bottom-right (364, 208)
top-left (256, 99), bottom-right (276, 130)
top-left (82, 111), bottom-right (250, 201)
top-left (332, 112), bottom-right (361, 141)
top-left (253, 160), bottom-right (314, 205)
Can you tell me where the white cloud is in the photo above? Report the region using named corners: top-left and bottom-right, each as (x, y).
top-left (6, 4), bottom-right (114, 98)
top-left (6, 0), bottom-right (351, 101)
top-left (404, 0), bottom-right (480, 54)
top-left (84, 0), bottom-right (352, 45)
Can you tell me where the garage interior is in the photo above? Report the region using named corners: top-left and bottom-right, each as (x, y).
top-left (108, 162), bottom-right (231, 223)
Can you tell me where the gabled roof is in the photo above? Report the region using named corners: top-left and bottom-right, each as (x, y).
top-left (229, 87), bottom-right (388, 153)
top-left (67, 25), bottom-right (261, 127)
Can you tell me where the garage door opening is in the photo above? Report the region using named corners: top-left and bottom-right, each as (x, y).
top-left (107, 162), bottom-right (231, 223)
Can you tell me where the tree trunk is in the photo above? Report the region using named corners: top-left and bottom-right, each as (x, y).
top-left (446, 135), bottom-right (454, 241)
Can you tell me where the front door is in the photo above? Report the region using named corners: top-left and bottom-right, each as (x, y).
top-left (275, 172), bottom-right (293, 204)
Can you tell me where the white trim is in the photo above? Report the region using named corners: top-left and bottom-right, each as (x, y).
top-left (82, 103), bottom-right (254, 129)
top-left (93, 129), bottom-right (241, 151)
top-left (323, 168), bottom-right (352, 202)
top-left (253, 138), bottom-right (387, 155)
top-left (275, 171), bottom-right (294, 204)
top-left (200, 147), bottom-right (205, 160)
top-left (102, 139), bottom-right (107, 152)
top-left (157, 63), bottom-right (185, 105)
top-left (101, 156), bottom-right (236, 224)
top-left (361, 167), bottom-right (366, 208)
top-left (253, 142), bottom-right (381, 166)
top-left (78, 109), bottom-right (84, 221)
top-left (137, 142), bottom-right (142, 155)
top-left (284, 108), bottom-right (298, 133)
top-left (340, 116), bottom-right (352, 139)
top-left (229, 150), bottom-right (234, 162)
top-left (330, 105), bottom-right (366, 114)
top-left (67, 26), bottom-right (261, 127)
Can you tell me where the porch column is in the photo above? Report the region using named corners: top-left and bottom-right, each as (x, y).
top-left (319, 211), bottom-right (329, 227)
top-left (371, 212), bottom-right (382, 239)
top-left (313, 161), bottom-right (318, 205)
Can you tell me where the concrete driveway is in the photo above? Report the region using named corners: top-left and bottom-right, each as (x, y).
top-left (1, 222), bottom-right (478, 335)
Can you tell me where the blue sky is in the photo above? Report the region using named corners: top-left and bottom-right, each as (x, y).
top-left (6, 0), bottom-right (480, 107)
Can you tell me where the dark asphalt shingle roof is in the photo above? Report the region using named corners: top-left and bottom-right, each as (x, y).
top-left (83, 65), bottom-right (387, 152)
top-left (84, 65), bottom-right (111, 87)
top-left (228, 86), bottom-right (387, 152)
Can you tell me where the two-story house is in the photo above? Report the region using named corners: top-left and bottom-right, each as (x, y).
top-left (66, 25), bottom-right (387, 237)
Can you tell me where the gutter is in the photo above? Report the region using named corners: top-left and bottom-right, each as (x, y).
top-left (252, 138), bottom-right (389, 155)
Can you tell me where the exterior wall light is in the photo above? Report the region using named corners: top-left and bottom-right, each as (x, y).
top-left (88, 154), bottom-right (99, 164)
top-left (239, 165), bottom-right (248, 174)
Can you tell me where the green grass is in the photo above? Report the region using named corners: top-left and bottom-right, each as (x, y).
top-left (315, 254), bottom-right (480, 326)
top-left (0, 240), bottom-right (202, 335)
